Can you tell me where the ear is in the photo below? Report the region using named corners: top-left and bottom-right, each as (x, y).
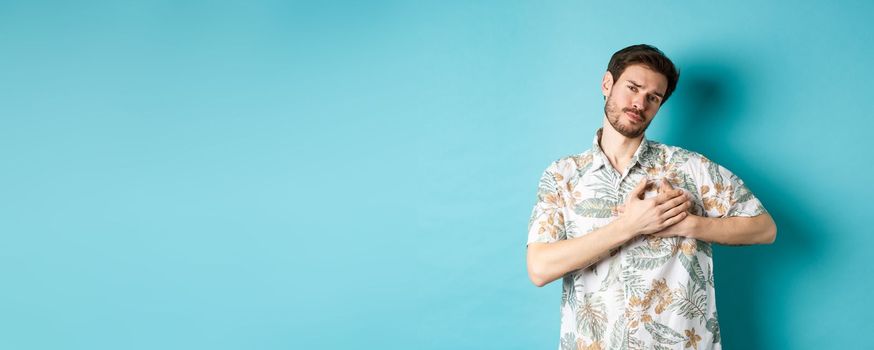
top-left (601, 71), bottom-right (614, 99)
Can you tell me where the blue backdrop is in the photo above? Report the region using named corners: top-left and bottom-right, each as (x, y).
top-left (2, 1), bottom-right (872, 349)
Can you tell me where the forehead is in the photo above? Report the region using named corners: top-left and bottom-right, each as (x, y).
top-left (618, 64), bottom-right (668, 94)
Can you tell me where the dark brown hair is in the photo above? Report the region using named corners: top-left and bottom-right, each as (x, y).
top-left (607, 44), bottom-right (680, 104)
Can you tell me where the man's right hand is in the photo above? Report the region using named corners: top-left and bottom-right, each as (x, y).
top-left (616, 178), bottom-right (691, 237)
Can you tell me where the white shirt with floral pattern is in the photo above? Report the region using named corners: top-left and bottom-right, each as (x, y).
top-left (527, 129), bottom-right (766, 350)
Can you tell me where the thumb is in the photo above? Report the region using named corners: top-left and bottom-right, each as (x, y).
top-left (630, 179), bottom-right (648, 200)
top-left (659, 178), bottom-right (674, 192)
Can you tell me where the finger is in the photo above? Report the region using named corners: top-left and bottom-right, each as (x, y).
top-left (658, 194), bottom-right (690, 212)
top-left (655, 187), bottom-right (686, 204)
top-left (660, 211), bottom-right (687, 229)
top-left (629, 179), bottom-right (648, 200)
top-left (661, 199), bottom-right (691, 218)
top-left (659, 178), bottom-right (673, 193)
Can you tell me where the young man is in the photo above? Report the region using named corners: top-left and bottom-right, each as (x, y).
top-left (526, 44), bottom-right (776, 350)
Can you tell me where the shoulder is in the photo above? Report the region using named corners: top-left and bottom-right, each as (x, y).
top-left (647, 141), bottom-right (716, 169)
top-left (556, 149), bottom-right (596, 171)
top-left (649, 141), bottom-right (701, 160)
top-left (651, 142), bottom-right (746, 188)
top-left (545, 150), bottom-right (595, 177)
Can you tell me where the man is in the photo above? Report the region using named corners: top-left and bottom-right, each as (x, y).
top-left (526, 44), bottom-right (776, 350)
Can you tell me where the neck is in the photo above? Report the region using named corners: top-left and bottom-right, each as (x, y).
top-left (599, 117), bottom-right (644, 172)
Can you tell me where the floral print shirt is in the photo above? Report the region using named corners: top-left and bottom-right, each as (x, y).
top-left (527, 129), bottom-right (766, 350)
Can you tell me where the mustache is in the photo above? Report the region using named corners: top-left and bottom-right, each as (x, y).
top-left (622, 107), bottom-right (642, 117)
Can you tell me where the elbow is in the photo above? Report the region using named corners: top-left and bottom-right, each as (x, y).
top-left (760, 217), bottom-right (777, 244)
top-left (527, 263), bottom-right (549, 287)
top-left (526, 243), bottom-right (559, 287)
top-left (529, 274), bottom-right (549, 288)
top-left (529, 273), bottom-right (548, 288)
top-left (526, 253), bottom-right (551, 287)
top-left (763, 223), bottom-right (777, 244)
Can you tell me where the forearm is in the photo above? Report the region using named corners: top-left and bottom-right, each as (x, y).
top-left (688, 213), bottom-right (777, 245)
top-left (527, 220), bottom-right (635, 287)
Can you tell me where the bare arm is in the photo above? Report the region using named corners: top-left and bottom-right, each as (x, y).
top-left (527, 179), bottom-right (690, 287)
top-left (652, 212), bottom-right (776, 245)
top-left (650, 180), bottom-right (777, 245)
top-left (527, 221), bottom-right (634, 287)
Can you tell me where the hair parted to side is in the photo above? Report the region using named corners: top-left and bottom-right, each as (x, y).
top-left (607, 44), bottom-right (680, 104)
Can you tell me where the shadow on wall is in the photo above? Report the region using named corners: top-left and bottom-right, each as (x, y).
top-left (662, 58), bottom-right (822, 349)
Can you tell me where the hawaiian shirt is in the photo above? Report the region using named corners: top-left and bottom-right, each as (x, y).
top-left (527, 129), bottom-right (766, 350)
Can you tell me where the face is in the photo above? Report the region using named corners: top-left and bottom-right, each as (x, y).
top-left (602, 64), bottom-right (668, 138)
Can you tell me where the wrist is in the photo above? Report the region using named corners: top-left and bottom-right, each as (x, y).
top-left (686, 215), bottom-right (705, 239)
top-left (612, 217), bottom-right (639, 240)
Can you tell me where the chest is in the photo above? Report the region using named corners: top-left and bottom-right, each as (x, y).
top-left (562, 164), bottom-right (699, 238)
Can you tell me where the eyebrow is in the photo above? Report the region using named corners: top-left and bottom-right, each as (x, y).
top-left (626, 79), bottom-right (664, 99)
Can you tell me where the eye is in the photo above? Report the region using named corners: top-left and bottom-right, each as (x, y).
top-left (648, 95), bottom-right (660, 104)
top-left (627, 85), bottom-right (638, 92)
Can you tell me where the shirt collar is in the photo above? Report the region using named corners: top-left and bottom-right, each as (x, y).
top-left (590, 128), bottom-right (653, 171)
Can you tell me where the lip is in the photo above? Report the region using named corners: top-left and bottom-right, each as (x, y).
top-left (625, 111), bottom-right (643, 123)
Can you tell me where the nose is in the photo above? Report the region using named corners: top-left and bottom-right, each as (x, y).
top-left (632, 94), bottom-right (645, 111)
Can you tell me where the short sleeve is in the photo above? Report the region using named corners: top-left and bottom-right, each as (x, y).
top-left (690, 157), bottom-right (767, 218)
top-left (526, 161), bottom-right (568, 245)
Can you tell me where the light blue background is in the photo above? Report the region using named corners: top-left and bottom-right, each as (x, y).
top-left (2, 1), bottom-right (872, 349)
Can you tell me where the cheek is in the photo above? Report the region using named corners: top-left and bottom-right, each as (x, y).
top-left (610, 92), bottom-right (630, 106)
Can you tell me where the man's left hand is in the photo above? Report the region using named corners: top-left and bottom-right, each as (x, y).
top-left (649, 179), bottom-right (699, 238)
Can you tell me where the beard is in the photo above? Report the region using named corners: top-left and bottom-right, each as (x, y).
top-left (604, 94), bottom-right (652, 138)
